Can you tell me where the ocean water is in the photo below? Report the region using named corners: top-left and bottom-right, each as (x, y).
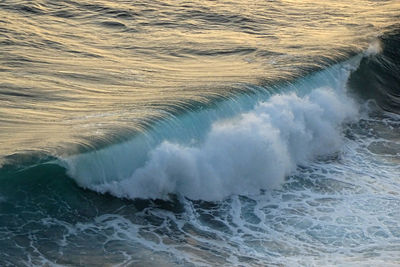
top-left (1, 0), bottom-right (400, 266)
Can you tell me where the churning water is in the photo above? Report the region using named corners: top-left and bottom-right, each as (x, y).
top-left (0, 0), bottom-right (400, 266)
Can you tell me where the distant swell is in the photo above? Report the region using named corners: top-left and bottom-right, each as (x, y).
top-left (61, 55), bottom-right (363, 201)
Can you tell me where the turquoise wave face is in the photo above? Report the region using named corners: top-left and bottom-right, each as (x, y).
top-left (1, 0), bottom-right (400, 265)
top-left (61, 55), bottom-right (361, 201)
top-left (1, 112), bottom-right (399, 266)
top-left (1, 40), bottom-right (399, 264)
top-left (1, 0), bottom-right (399, 161)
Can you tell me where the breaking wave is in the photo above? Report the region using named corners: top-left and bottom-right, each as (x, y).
top-left (61, 56), bottom-right (363, 201)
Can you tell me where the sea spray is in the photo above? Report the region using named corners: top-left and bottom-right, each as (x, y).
top-left (91, 87), bottom-right (357, 200)
top-left (1, 0), bottom-right (400, 265)
top-left (62, 58), bottom-right (361, 201)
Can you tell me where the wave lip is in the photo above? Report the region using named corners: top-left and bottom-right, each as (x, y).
top-left (62, 56), bottom-right (362, 201)
top-left (350, 30), bottom-right (400, 114)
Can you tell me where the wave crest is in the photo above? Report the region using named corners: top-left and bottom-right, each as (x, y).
top-left (89, 87), bottom-right (357, 201)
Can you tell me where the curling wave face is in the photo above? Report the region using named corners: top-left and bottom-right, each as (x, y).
top-left (0, 37), bottom-right (399, 267)
top-left (1, 0), bottom-right (399, 162)
top-left (62, 56), bottom-right (361, 201)
top-left (1, 1), bottom-right (400, 265)
top-left (349, 29), bottom-right (400, 113)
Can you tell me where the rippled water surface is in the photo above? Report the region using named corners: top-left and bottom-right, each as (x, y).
top-left (1, 1), bottom-right (400, 266)
top-left (1, 0), bottom-right (399, 159)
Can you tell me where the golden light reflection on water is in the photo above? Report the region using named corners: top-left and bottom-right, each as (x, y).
top-left (0, 0), bottom-right (399, 160)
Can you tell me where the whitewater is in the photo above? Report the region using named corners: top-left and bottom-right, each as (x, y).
top-left (63, 55), bottom-right (361, 201)
top-left (0, 0), bottom-right (399, 266)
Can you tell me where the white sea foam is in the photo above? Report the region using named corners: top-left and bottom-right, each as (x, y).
top-left (6, 47), bottom-right (398, 267)
top-left (61, 56), bottom-right (364, 201)
top-left (89, 87), bottom-right (357, 201)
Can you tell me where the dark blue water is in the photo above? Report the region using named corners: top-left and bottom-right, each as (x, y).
top-left (1, 0), bottom-right (400, 266)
